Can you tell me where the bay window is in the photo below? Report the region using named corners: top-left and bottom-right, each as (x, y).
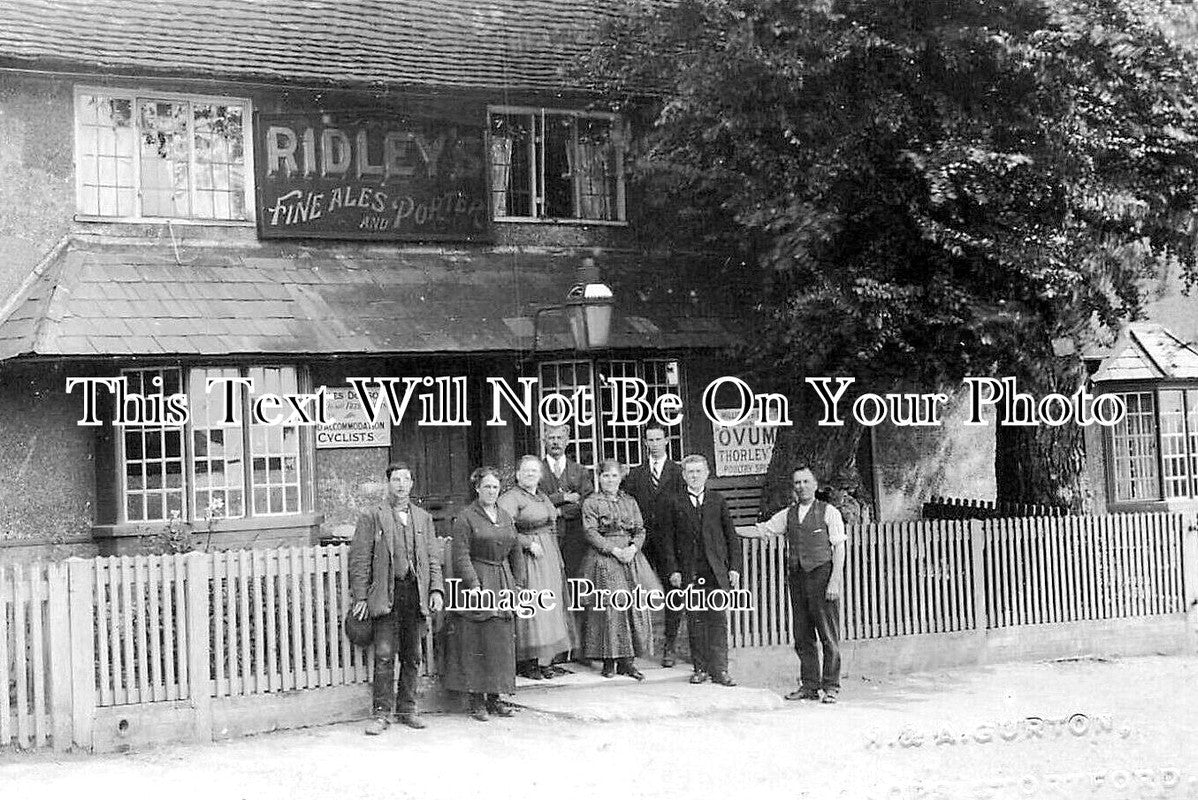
top-left (117, 365), bottom-right (308, 524)
top-left (1106, 386), bottom-right (1198, 503)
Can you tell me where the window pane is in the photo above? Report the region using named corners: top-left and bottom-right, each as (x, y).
top-left (1188, 390), bottom-right (1198, 497)
top-left (120, 367), bottom-right (184, 522)
top-left (598, 360), bottom-right (642, 466)
top-left (489, 112), bottom-right (534, 217)
top-left (76, 94), bottom-right (135, 216)
top-left (139, 100), bottom-right (192, 217)
top-left (642, 358), bottom-right (685, 459)
top-left (193, 103), bottom-right (247, 221)
top-left (538, 360), bottom-right (598, 470)
top-left (543, 113), bottom-right (573, 218)
top-left (248, 366), bottom-right (303, 515)
top-left (1160, 390), bottom-right (1192, 498)
top-left (189, 367), bottom-right (245, 520)
top-left (1110, 392), bottom-right (1159, 502)
top-left (574, 116), bottom-right (618, 220)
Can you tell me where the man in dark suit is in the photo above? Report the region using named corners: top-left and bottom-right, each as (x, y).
top-left (349, 461), bottom-right (444, 734)
top-left (622, 423), bottom-right (687, 665)
top-left (660, 454), bottom-right (741, 686)
top-left (538, 423), bottom-right (593, 579)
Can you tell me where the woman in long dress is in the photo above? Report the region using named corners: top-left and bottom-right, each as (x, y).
top-left (578, 458), bottom-right (663, 679)
top-left (499, 455), bottom-right (574, 680)
top-left (442, 466), bottom-right (526, 721)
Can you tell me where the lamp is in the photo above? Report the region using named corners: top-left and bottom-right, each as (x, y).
top-left (532, 257), bottom-right (614, 351)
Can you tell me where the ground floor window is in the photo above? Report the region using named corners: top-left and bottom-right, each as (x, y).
top-left (118, 365), bottom-right (308, 524)
top-left (537, 358), bottom-right (684, 469)
top-left (1106, 386), bottom-right (1198, 502)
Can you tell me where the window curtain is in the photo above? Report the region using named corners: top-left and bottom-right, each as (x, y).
top-left (490, 136), bottom-right (513, 217)
top-left (570, 141), bottom-right (613, 220)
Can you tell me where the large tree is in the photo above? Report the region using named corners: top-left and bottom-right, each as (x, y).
top-left (582, 0), bottom-right (1198, 513)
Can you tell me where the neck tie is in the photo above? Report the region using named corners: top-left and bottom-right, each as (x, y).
top-left (650, 461), bottom-right (660, 490)
top-left (691, 493), bottom-right (701, 508)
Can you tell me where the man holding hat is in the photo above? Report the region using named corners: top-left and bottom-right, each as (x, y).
top-left (349, 461), bottom-right (445, 733)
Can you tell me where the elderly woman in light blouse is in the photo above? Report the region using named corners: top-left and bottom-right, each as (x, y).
top-left (578, 458), bottom-right (662, 679)
top-left (499, 454), bottom-right (574, 680)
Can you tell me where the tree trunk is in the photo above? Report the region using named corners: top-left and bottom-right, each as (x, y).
top-left (993, 358), bottom-right (1092, 513)
top-left (994, 423), bottom-right (1089, 512)
top-left (761, 397), bottom-right (873, 525)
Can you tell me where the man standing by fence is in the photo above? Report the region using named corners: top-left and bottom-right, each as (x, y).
top-left (748, 464), bottom-right (845, 704)
top-left (349, 461), bottom-right (444, 733)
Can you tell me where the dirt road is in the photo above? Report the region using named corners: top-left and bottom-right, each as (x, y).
top-left (3, 655), bottom-right (1197, 800)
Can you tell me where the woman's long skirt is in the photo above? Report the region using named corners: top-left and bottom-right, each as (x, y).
top-left (516, 531), bottom-right (575, 662)
top-left (578, 550), bottom-right (663, 659)
top-left (441, 614), bottom-right (516, 694)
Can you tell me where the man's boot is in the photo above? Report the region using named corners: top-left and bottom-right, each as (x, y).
top-left (661, 641), bottom-right (676, 668)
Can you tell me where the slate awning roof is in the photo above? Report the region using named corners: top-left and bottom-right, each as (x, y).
top-left (0, 0), bottom-right (639, 91)
top-left (1091, 322), bottom-right (1198, 382)
top-left (0, 240), bottom-right (744, 359)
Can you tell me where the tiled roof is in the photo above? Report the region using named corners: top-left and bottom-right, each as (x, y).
top-left (0, 240), bottom-right (742, 359)
top-left (0, 0), bottom-right (635, 91)
top-left (1091, 322), bottom-right (1198, 382)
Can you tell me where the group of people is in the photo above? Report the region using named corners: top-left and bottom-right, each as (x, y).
top-left (348, 423), bottom-right (845, 732)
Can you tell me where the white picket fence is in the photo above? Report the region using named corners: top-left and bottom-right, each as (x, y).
top-left (731, 512), bottom-right (1193, 647)
top-left (4, 513), bottom-right (1196, 751)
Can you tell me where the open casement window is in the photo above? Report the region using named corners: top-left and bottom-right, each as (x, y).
top-left (117, 365), bottom-right (308, 524)
top-left (1106, 387), bottom-right (1198, 503)
top-left (74, 88), bottom-right (253, 222)
top-left (488, 106), bottom-right (626, 223)
top-left (537, 358), bottom-right (684, 471)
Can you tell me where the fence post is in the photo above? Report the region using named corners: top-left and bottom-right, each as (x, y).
top-left (46, 562), bottom-right (73, 752)
top-left (969, 519), bottom-right (988, 637)
top-left (1183, 516), bottom-right (1198, 654)
top-left (65, 558), bottom-right (95, 751)
top-left (184, 551), bottom-right (212, 743)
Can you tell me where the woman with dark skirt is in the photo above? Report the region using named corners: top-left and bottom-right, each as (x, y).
top-left (499, 454), bottom-right (575, 680)
top-left (442, 466), bottom-right (526, 721)
top-left (578, 458), bottom-right (663, 680)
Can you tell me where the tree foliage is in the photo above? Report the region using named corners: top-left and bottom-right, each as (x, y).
top-left (583, 0), bottom-right (1198, 384)
top-left (582, 0), bottom-right (1198, 509)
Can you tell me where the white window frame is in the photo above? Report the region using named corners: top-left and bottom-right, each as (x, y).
top-left (73, 85), bottom-right (256, 225)
top-left (537, 357), bottom-right (685, 472)
top-left (487, 104), bottom-right (627, 225)
top-left (116, 364), bottom-right (309, 525)
top-left (1103, 384), bottom-right (1198, 504)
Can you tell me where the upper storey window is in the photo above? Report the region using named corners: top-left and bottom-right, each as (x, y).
top-left (74, 88), bottom-right (254, 222)
top-left (488, 106), bottom-right (626, 223)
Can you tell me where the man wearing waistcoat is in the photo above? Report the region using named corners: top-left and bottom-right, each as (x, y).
top-left (349, 461), bottom-right (445, 734)
top-left (622, 423), bottom-right (687, 666)
top-left (751, 464), bottom-right (846, 703)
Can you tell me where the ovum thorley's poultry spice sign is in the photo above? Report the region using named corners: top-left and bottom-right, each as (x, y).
top-left (255, 112), bottom-right (489, 241)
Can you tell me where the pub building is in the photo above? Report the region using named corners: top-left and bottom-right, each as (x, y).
top-left (4, 2), bottom-right (1192, 565)
top-left (0, 0), bottom-right (754, 560)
